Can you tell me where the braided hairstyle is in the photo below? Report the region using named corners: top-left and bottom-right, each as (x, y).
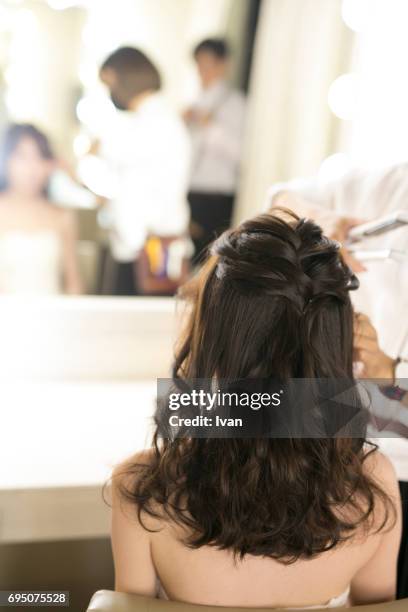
top-left (175, 209), bottom-right (358, 380)
top-left (118, 210), bottom-right (395, 562)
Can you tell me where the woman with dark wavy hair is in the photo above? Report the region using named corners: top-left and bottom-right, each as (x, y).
top-left (111, 211), bottom-right (401, 608)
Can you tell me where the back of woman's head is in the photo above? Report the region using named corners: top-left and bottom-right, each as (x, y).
top-left (118, 211), bottom-right (394, 562)
top-left (176, 210), bottom-right (358, 381)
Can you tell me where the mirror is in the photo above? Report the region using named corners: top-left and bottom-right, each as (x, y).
top-left (0, 0), bottom-right (257, 295)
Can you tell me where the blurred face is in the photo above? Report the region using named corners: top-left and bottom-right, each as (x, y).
top-left (100, 67), bottom-right (129, 111)
top-left (6, 137), bottom-right (53, 197)
top-left (195, 51), bottom-right (228, 89)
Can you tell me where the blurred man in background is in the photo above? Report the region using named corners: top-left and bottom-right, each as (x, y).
top-left (184, 38), bottom-right (246, 259)
top-left (99, 47), bottom-right (190, 295)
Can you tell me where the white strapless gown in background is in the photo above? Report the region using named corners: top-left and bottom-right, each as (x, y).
top-left (0, 231), bottom-right (62, 295)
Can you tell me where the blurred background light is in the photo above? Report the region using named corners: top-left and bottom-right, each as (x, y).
top-left (0, 5), bottom-right (13, 31)
top-left (73, 132), bottom-right (92, 157)
top-left (47, 0), bottom-right (86, 10)
top-left (4, 8), bottom-right (41, 122)
top-left (12, 6), bottom-right (38, 31)
top-left (317, 152), bottom-right (352, 186)
top-left (80, 21), bottom-right (123, 57)
top-left (341, 0), bottom-right (371, 33)
top-left (327, 73), bottom-right (359, 120)
top-left (78, 61), bottom-right (98, 87)
top-left (76, 93), bottom-right (116, 134)
top-left (77, 154), bottom-right (116, 198)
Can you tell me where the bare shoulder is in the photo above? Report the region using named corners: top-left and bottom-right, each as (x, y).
top-left (111, 449), bottom-right (155, 502)
top-left (363, 448), bottom-right (400, 531)
top-left (111, 449), bottom-right (161, 530)
top-left (363, 448), bottom-right (398, 489)
top-left (113, 449), bottom-right (155, 478)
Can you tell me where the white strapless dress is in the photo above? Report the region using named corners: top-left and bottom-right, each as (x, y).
top-left (0, 231), bottom-right (62, 295)
top-left (288, 588), bottom-right (350, 609)
top-left (158, 585), bottom-right (350, 609)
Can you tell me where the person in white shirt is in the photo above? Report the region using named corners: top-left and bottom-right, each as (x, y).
top-left (266, 164), bottom-right (408, 597)
top-left (99, 47), bottom-right (190, 295)
top-left (183, 38), bottom-right (246, 259)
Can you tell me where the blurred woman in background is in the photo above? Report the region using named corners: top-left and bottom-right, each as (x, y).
top-left (0, 124), bottom-right (82, 294)
top-left (111, 211), bottom-right (401, 608)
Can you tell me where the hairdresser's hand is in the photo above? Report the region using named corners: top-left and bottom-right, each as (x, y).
top-left (182, 107), bottom-right (195, 124)
top-left (353, 313), bottom-right (396, 379)
top-left (89, 139), bottom-right (100, 156)
top-left (329, 217), bottom-right (366, 273)
top-left (182, 107), bottom-right (212, 126)
top-left (197, 111), bottom-right (213, 126)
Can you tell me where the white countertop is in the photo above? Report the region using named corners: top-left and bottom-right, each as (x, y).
top-left (0, 379), bottom-right (158, 543)
top-left (0, 295), bottom-right (179, 381)
top-left (1, 380), bottom-right (156, 490)
top-left (0, 297), bottom-right (178, 542)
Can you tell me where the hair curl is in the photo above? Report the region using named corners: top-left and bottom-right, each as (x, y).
top-left (117, 210), bottom-right (395, 562)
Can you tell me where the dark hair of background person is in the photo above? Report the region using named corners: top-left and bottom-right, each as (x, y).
top-left (100, 46), bottom-right (161, 109)
top-left (193, 37), bottom-right (230, 60)
top-left (116, 210), bottom-right (396, 563)
top-left (0, 123), bottom-right (54, 192)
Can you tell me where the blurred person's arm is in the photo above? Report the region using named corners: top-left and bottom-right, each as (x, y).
top-left (186, 94), bottom-right (246, 165)
top-left (354, 314), bottom-right (408, 438)
top-left (50, 152), bottom-right (105, 209)
top-left (266, 177), bottom-right (339, 231)
top-left (49, 168), bottom-right (100, 209)
top-left (111, 455), bottom-right (157, 596)
top-left (60, 210), bottom-right (83, 294)
top-left (267, 180), bottom-right (366, 272)
top-left (350, 452), bottom-right (401, 605)
top-left (203, 94), bottom-right (246, 163)
top-left (354, 312), bottom-right (408, 386)
top-left (354, 313), bottom-right (398, 379)
top-left (182, 107), bottom-right (199, 124)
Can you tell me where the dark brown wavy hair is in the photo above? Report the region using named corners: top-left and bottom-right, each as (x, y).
top-left (117, 210), bottom-right (395, 562)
